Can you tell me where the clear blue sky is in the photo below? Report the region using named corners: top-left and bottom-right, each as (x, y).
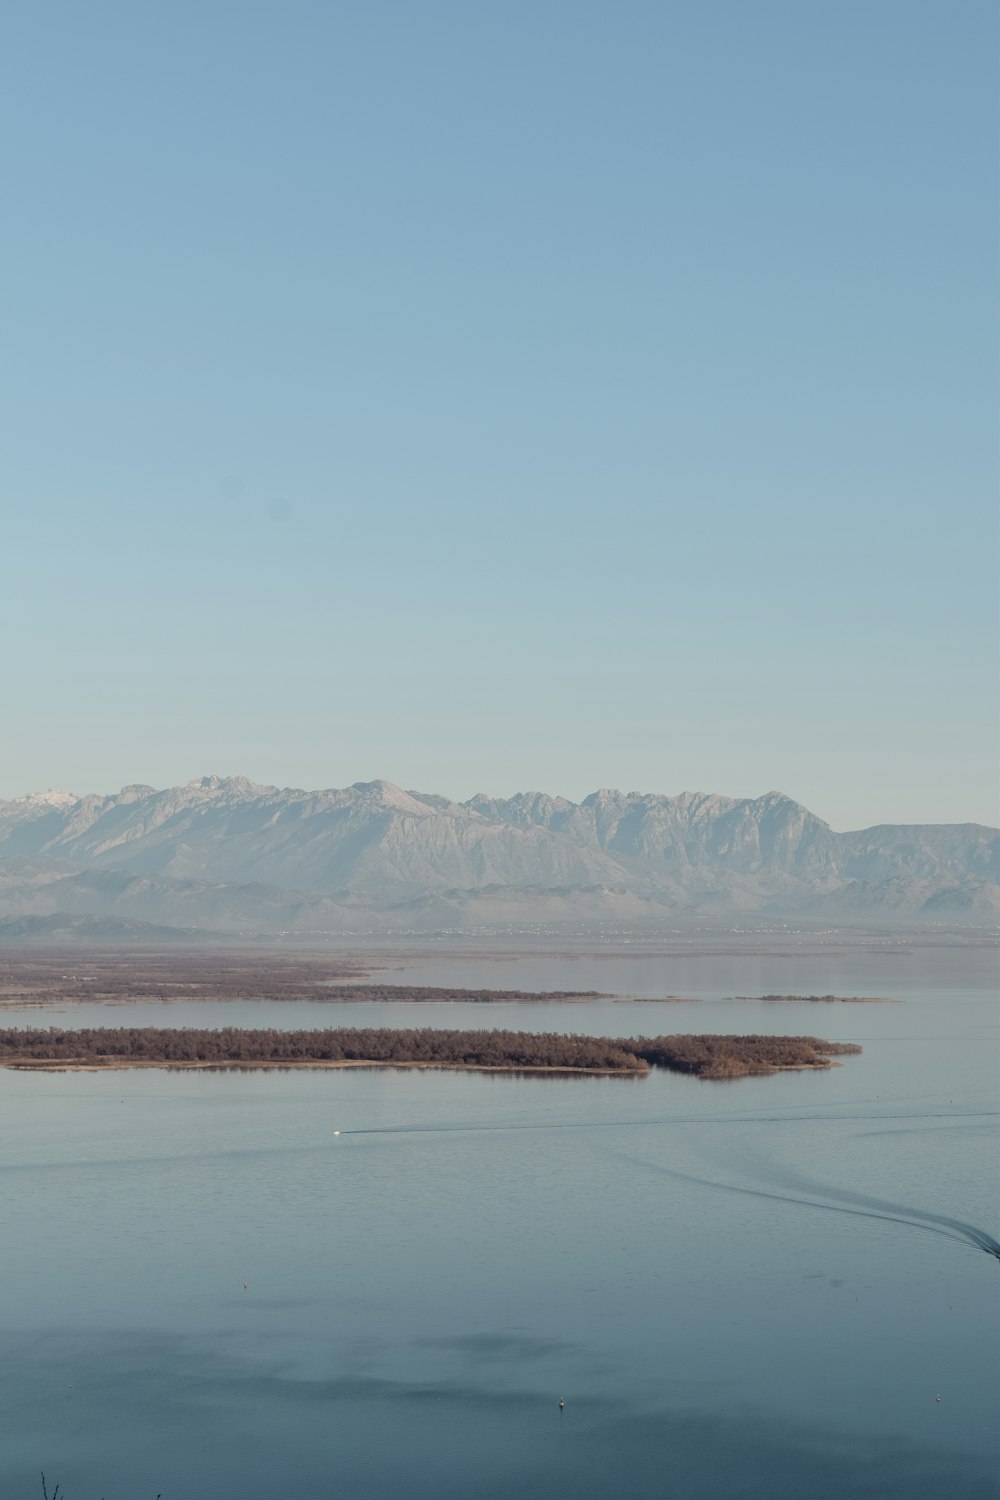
top-left (2, 0), bottom-right (996, 829)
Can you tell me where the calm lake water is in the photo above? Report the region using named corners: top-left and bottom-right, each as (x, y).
top-left (1, 944), bottom-right (997, 1498)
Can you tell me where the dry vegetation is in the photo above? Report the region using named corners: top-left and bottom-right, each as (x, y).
top-left (630, 1033), bottom-right (861, 1077)
top-left (0, 1026), bottom-right (861, 1079)
top-left (40, 1478), bottom-right (159, 1500)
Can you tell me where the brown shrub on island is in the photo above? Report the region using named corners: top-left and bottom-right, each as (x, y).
top-left (628, 1033), bottom-right (861, 1079)
top-left (0, 1025), bottom-right (643, 1073)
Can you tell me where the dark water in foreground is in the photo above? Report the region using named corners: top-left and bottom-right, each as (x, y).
top-left (1, 947), bottom-right (997, 1498)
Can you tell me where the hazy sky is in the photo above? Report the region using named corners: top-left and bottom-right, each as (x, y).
top-left (2, 1), bottom-right (997, 830)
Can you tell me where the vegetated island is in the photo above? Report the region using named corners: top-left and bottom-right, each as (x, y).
top-left (734, 993), bottom-right (891, 1004)
top-left (0, 1027), bottom-right (861, 1080)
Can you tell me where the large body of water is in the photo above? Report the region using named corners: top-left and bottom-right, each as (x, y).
top-left (1, 943), bottom-right (997, 1498)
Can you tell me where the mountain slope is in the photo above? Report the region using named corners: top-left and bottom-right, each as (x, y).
top-left (0, 776), bottom-right (995, 930)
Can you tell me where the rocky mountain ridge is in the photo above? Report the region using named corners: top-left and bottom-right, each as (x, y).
top-left (0, 776), bottom-right (995, 935)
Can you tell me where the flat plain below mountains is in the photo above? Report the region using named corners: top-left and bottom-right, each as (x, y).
top-left (0, 775), bottom-right (995, 941)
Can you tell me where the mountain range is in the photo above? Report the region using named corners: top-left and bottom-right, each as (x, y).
top-left (0, 775), bottom-right (995, 939)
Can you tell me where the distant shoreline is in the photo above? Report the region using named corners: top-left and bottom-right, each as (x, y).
top-left (0, 949), bottom-right (615, 1009)
top-left (4, 1057), bottom-right (639, 1076)
top-left (2, 1056), bottom-right (843, 1077)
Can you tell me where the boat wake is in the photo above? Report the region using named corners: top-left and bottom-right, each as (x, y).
top-left (616, 1152), bottom-right (1000, 1259)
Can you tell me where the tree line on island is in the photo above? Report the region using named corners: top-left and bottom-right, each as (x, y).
top-left (0, 1026), bottom-right (861, 1079)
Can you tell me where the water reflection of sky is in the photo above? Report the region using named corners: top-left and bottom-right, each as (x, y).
top-left (1, 949), bottom-right (996, 1499)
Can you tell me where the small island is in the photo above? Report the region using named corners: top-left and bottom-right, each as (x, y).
top-left (734, 994), bottom-right (891, 1004)
top-left (0, 1026), bottom-right (861, 1080)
